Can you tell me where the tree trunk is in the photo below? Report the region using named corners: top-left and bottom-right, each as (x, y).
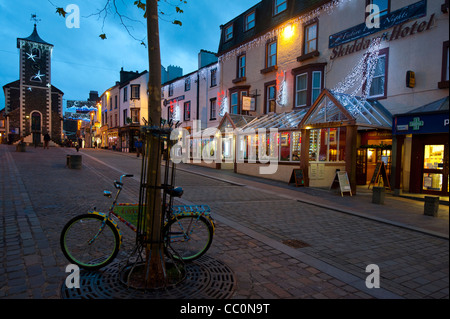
top-left (144, 0), bottom-right (165, 288)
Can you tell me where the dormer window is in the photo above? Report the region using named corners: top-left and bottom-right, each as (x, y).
top-left (274, 0), bottom-right (287, 16)
top-left (244, 11), bottom-right (256, 31)
top-left (225, 24), bottom-right (233, 41)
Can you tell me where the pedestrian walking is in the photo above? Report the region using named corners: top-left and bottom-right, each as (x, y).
top-left (43, 133), bottom-right (51, 149)
top-left (135, 138), bottom-right (143, 157)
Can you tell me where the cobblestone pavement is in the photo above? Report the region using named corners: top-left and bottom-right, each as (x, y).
top-left (0, 145), bottom-right (448, 301)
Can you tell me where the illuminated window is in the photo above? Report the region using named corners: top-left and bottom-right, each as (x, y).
top-left (184, 101), bottom-right (191, 121)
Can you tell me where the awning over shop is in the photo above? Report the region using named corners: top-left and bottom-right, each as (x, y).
top-left (219, 113), bottom-right (256, 133)
top-left (299, 89), bottom-right (392, 129)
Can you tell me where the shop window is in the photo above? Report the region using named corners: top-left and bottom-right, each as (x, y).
top-left (309, 127), bottom-right (346, 162)
top-left (280, 132), bottom-right (291, 161)
top-left (292, 131), bottom-right (301, 161)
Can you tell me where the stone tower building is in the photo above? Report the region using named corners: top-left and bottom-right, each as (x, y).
top-left (3, 23), bottom-right (64, 145)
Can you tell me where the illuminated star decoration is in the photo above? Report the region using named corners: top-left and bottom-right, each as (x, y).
top-left (26, 52), bottom-right (37, 62)
top-left (46, 83), bottom-right (52, 88)
top-left (27, 87), bottom-right (32, 91)
top-left (33, 70), bottom-right (45, 81)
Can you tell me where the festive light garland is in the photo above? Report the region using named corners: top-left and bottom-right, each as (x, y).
top-left (276, 71), bottom-right (288, 107)
top-left (218, 0), bottom-right (353, 63)
top-left (331, 37), bottom-right (382, 113)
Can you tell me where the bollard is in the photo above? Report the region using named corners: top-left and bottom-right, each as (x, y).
top-left (68, 155), bottom-right (82, 169)
top-left (372, 186), bottom-right (385, 204)
top-left (424, 196), bottom-right (439, 217)
top-left (16, 143), bottom-right (26, 152)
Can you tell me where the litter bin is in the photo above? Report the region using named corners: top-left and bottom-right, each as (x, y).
top-left (372, 187), bottom-right (385, 204)
top-left (424, 196), bottom-right (439, 217)
top-left (67, 155), bottom-right (82, 169)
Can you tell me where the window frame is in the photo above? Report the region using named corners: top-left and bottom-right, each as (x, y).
top-left (210, 69), bottom-right (217, 87)
top-left (291, 63), bottom-right (326, 108)
top-left (224, 24), bottom-right (233, 42)
top-left (244, 11), bottom-right (256, 32)
top-left (273, 0), bottom-right (287, 16)
top-left (304, 20), bottom-right (318, 55)
top-left (366, 47), bottom-right (389, 99)
top-left (439, 40), bottom-right (449, 89)
top-left (123, 86), bottom-right (128, 102)
top-left (238, 54), bottom-right (246, 79)
top-left (210, 98), bottom-right (217, 120)
top-left (264, 81), bottom-right (277, 114)
top-left (131, 84), bottom-right (141, 100)
top-left (267, 40), bottom-right (277, 68)
top-left (183, 101), bottom-right (191, 121)
top-left (229, 86), bottom-right (250, 115)
top-left (185, 77), bottom-right (191, 91)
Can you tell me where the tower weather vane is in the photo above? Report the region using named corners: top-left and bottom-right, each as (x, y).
top-left (31, 13), bottom-right (41, 25)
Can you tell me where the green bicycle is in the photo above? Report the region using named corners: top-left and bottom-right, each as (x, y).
top-left (60, 174), bottom-right (215, 270)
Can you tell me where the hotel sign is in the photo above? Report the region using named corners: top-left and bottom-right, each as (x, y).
top-left (329, 0), bottom-right (427, 49)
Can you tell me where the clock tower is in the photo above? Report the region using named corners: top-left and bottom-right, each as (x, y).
top-left (3, 21), bottom-right (64, 145)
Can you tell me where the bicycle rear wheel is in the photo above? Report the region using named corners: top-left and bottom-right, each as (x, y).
top-left (60, 214), bottom-right (120, 270)
top-left (164, 215), bottom-right (213, 261)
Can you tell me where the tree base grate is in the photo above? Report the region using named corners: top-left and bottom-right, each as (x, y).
top-left (60, 255), bottom-right (236, 299)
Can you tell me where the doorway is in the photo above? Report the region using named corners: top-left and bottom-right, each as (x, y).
top-left (31, 112), bottom-right (41, 146)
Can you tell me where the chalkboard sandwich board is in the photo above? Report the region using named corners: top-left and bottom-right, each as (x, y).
top-left (288, 169), bottom-right (304, 187)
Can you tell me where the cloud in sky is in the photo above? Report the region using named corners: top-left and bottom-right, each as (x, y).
top-left (0, 0), bottom-right (260, 110)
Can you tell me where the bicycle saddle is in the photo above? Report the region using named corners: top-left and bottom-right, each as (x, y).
top-left (167, 186), bottom-right (183, 197)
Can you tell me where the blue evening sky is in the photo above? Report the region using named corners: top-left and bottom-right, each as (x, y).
top-left (0, 0), bottom-right (260, 110)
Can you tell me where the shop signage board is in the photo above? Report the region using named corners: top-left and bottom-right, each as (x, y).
top-left (368, 162), bottom-right (391, 190)
top-left (330, 171), bottom-right (352, 196)
top-left (393, 112), bottom-right (449, 135)
top-left (289, 169), bottom-right (304, 187)
top-left (328, 0), bottom-right (427, 48)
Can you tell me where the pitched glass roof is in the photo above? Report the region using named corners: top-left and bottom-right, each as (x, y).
top-left (301, 89), bottom-right (392, 129)
top-left (241, 110), bottom-right (307, 132)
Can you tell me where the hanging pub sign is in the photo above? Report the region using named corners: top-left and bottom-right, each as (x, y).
top-left (328, 0), bottom-right (427, 49)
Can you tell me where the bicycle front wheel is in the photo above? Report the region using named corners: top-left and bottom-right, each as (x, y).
top-left (60, 214), bottom-right (120, 270)
top-left (164, 215), bottom-right (213, 261)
